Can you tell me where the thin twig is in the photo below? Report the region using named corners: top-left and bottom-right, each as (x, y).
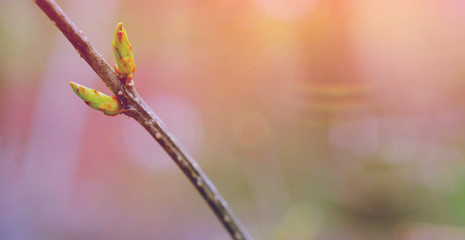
top-left (34, 0), bottom-right (252, 239)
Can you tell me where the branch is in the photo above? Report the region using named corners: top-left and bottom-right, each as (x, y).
top-left (34, 1), bottom-right (252, 239)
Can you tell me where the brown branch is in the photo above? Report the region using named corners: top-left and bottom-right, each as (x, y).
top-left (34, 0), bottom-right (252, 239)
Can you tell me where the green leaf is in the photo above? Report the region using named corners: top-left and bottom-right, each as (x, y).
top-left (69, 81), bottom-right (122, 116)
top-left (112, 22), bottom-right (135, 86)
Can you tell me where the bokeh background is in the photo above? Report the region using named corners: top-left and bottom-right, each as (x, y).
top-left (2, 0), bottom-right (465, 239)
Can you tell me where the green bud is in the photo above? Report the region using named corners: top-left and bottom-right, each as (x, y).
top-left (69, 81), bottom-right (122, 116)
top-left (112, 22), bottom-right (135, 86)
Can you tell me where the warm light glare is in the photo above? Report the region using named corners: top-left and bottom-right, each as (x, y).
top-left (2, 0), bottom-right (465, 239)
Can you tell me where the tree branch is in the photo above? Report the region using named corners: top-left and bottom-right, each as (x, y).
top-left (34, 0), bottom-right (252, 239)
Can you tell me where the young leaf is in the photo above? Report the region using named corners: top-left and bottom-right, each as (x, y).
top-left (69, 81), bottom-right (122, 116)
top-left (112, 22), bottom-right (135, 87)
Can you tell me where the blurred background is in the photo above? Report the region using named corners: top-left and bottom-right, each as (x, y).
top-left (2, 0), bottom-right (465, 239)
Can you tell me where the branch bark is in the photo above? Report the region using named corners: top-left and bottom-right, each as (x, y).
top-left (34, 1), bottom-right (252, 239)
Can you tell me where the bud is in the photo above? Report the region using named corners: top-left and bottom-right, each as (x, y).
top-left (69, 81), bottom-right (122, 116)
top-left (112, 22), bottom-right (135, 87)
